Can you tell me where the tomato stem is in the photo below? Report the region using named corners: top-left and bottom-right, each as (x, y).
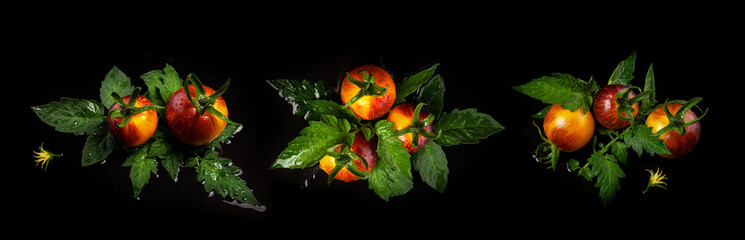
top-left (341, 70), bottom-right (389, 109)
top-left (182, 73), bottom-right (237, 125)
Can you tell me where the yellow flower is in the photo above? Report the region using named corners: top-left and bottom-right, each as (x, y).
top-left (34, 142), bottom-right (61, 171)
top-left (645, 168), bottom-right (668, 192)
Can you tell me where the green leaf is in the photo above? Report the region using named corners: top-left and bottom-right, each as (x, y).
top-left (608, 52), bottom-right (636, 86)
top-left (416, 74), bottom-right (445, 118)
top-left (100, 66), bottom-right (135, 108)
top-left (141, 64), bottom-right (183, 106)
top-left (368, 154), bottom-right (413, 201)
top-left (395, 63), bottom-right (439, 104)
top-left (31, 97), bottom-right (107, 135)
top-left (303, 100), bottom-right (360, 122)
top-left (374, 120), bottom-right (412, 180)
top-left (81, 122), bottom-right (115, 166)
top-left (611, 141), bottom-right (628, 165)
top-left (161, 151), bottom-right (182, 182)
top-left (267, 79), bottom-right (331, 117)
top-left (270, 115), bottom-right (350, 169)
top-left (512, 73), bottom-right (597, 113)
top-left (586, 152), bottom-right (625, 206)
top-left (122, 144), bottom-right (158, 197)
top-left (196, 150), bottom-right (261, 205)
top-left (412, 142), bottom-right (449, 193)
top-left (434, 108), bottom-right (504, 147)
top-left (640, 64), bottom-right (658, 114)
top-left (623, 125), bottom-right (671, 157)
top-left (204, 123), bottom-right (243, 149)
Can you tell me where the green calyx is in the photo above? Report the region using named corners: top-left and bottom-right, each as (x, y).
top-left (109, 87), bottom-right (161, 128)
top-left (183, 73), bottom-right (238, 125)
top-left (398, 103), bottom-right (441, 148)
top-left (654, 97), bottom-right (708, 136)
top-left (341, 70), bottom-right (389, 109)
top-left (326, 144), bottom-right (369, 184)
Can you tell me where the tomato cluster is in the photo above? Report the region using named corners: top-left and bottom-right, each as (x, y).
top-left (106, 75), bottom-right (233, 148)
top-left (543, 84), bottom-right (702, 160)
top-left (320, 64), bottom-right (436, 182)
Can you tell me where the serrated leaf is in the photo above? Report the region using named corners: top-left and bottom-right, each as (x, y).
top-left (623, 126), bottom-right (671, 157)
top-left (196, 151), bottom-right (261, 205)
top-left (395, 63), bottom-right (439, 104)
top-left (161, 151), bottom-right (182, 182)
top-left (608, 52), bottom-right (636, 86)
top-left (611, 141), bottom-right (628, 165)
top-left (412, 142), bottom-right (449, 193)
top-left (586, 153), bottom-right (625, 206)
top-left (303, 99), bottom-right (360, 122)
top-left (141, 64), bottom-right (183, 106)
top-left (31, 97), bottom-right (107, 135)
top-left (122, 144), bottom-right (158, 197)
top-left (435, 108), bottom-right (504, 147)
top-left (270, 115), bottom-right (350, 169)
top-left (81, 122), bottom-right (114, 166)
top-left (100, 66), bottom-right (135, 108)
top-left (513, 73), bottom-right (597, 113)
top-left (374, 120), bottom-right (412, 180)
top-left (205, 123), bottom-right (243, 149)
top-left (368, 154), bottom-right (413, 201)
top-left (417, 74), bottom-right (444, 118)
top-left (267, 79), bottom-right (331, 116)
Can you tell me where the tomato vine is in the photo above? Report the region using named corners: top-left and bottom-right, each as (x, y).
top-left (515, 52), bottom-right (708, 206)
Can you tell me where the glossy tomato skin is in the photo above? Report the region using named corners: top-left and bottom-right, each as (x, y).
top-left (166, 84), bottom-right (229, 146)
top-left (646, 103), bottom-right (701, 159)
top-left (543, 104), bottom-right (595, 152)
top-left (107, 95), bottom-right (158, 147)
top-left (340, 64), bottom-right (396, 120)
top-left (319, 132), bottom-right (378, 182)
top-left (386, 103), bottom-right (434, 153)
top-left (592, 84), bottom-right (639, 130)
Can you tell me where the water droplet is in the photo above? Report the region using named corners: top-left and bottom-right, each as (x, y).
top-left (207, 190), bottom-right (215, 197)
top-left (234, 169), bottom-right (243, 177)
top-left (100, 160), bottom-right (107, 164)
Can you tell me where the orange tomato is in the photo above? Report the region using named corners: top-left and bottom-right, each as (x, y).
top-left (386, 103), bottom-right (434, 153)
top-left (340, 64), bottom-right (396, 120)
top-left (543, 104), bottom-right (595, 152)
top-left (646, 103), bottom-right (701, 159)
top-left (319, 132), bottom-right (378, 182)
top-left (107, 95), bottom-right (158, 147)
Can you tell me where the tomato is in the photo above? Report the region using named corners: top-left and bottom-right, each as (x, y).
top-left (107, 95), bottom-right (158, 147)
top-left (340, 64), bottom-right (396, 120)
top-left (386, 103), bottom-right (434, 153)
top-left (592, 84), bottom-right (639, 130)
top-left (319, 132), bottom-right (378, 182)
top-left (166, 84), bottom-right (229, 146)
top-left (646, 103), bottom-right (701, 159)
top-left (543, 104), bottom-right (595, 152)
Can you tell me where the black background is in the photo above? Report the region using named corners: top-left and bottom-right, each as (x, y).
top-left (9, 10), bottom-right (739, 234)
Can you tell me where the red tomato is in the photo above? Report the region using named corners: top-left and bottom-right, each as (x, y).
top-left (107, 95), bottom-right (158, 147)
top-left (543, 104), bottom-right (595, 152)
top-left (166, 84), bottom-right (229, 146)
top-left (592, 84), bottom-right (639, 129)
top-left (319, 132), bottom-right (378, 182)
top-left (646, 103), bottom-right (701, 159)
top-left (340, 64), bottom-right (396, 120)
